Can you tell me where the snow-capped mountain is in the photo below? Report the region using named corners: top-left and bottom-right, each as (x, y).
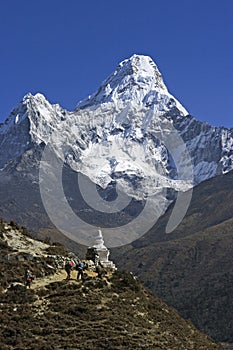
top-left (77, 54), bottom-right (188, 116)
top-left (0, 54), bottom-right (232, 245)
top-left (1, 54), bottom-right (232, 185)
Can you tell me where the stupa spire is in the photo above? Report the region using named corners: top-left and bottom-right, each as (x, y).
top-left (93, 228), bottom-right (106, 249)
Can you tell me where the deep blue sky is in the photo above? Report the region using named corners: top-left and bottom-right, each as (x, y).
top-left (0, 0), bottom-right (232, 127)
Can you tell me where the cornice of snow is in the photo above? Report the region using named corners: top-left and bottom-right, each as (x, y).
top-left (76, 54), bottom-right (188, 116)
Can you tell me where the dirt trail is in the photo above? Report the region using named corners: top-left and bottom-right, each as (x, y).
top-left (31, 269), bottom-right (98, 290)
top-left (31, 269), bottom-right (67, 290)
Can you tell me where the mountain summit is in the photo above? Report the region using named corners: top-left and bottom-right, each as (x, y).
top-left (77, 54), bottom-right (188, 115)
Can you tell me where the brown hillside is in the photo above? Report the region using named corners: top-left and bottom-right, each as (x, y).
top-left (112, 170), bottom-right (233, 343)
top-left (0, 219), bottom-right (222, 350)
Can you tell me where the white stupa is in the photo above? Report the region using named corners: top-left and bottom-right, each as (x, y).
top-left (86, 229), bottom-right (116, 270)
top-left (93, 229), bottom-right (107, 249)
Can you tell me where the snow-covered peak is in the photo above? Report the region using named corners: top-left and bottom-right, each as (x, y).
top-left (22, 92), bottom-right (46, 103)
top-left (116, 54), bottom-right (168, 91)
top-left (0, 92), bottom-right (69, 169)
top-left (0, 93), bottom-right (47, 133)
top-left (0, 92), bottom-right (67, 136)
top-left (77, 54), bottom-right (188, 116)
top-left (103, 54), bottom-right (168, 94)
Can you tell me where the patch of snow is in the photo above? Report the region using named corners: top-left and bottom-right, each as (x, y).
top-left (193, 161), bottom-right (218, 181)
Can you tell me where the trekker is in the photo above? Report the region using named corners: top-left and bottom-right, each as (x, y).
top-left (95, 262), bottom-right (106, 279)
top-left (76, 261), bottom-right (86, 280)
top-left (94, 252), bottom-right (100, 265)
top-left (25, 269), bottom-right (34, 288)
top-left (64, 261), bottom-right (73, 280)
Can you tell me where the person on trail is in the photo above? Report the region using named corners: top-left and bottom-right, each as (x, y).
top-left (94, 252), bottom-right (100, 265)
top-left (25, 269), bottom-right (34, 288)
top-left (76, 261), bottom-right (86, 280)
top-left (95, 262), bottom-right (106, 279)
top-left (64, 261), bottom-right (73, 280)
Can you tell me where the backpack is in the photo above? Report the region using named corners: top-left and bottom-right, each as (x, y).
top-left (76, 262), bottom-right (84, 271)
top-left (65, 262), bottom-right (72, 271)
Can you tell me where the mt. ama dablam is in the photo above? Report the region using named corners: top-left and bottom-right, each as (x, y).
top-left (0, 54), bottom-right (232, 247)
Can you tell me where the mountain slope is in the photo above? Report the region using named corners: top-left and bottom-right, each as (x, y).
top-left (0, 220), bottom-right (222, 350)
top-left (112, 170), bottom-right (233, 343)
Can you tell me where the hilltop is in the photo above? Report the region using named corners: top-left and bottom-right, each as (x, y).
top-left (0, 218), bottom-right (222, 350)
